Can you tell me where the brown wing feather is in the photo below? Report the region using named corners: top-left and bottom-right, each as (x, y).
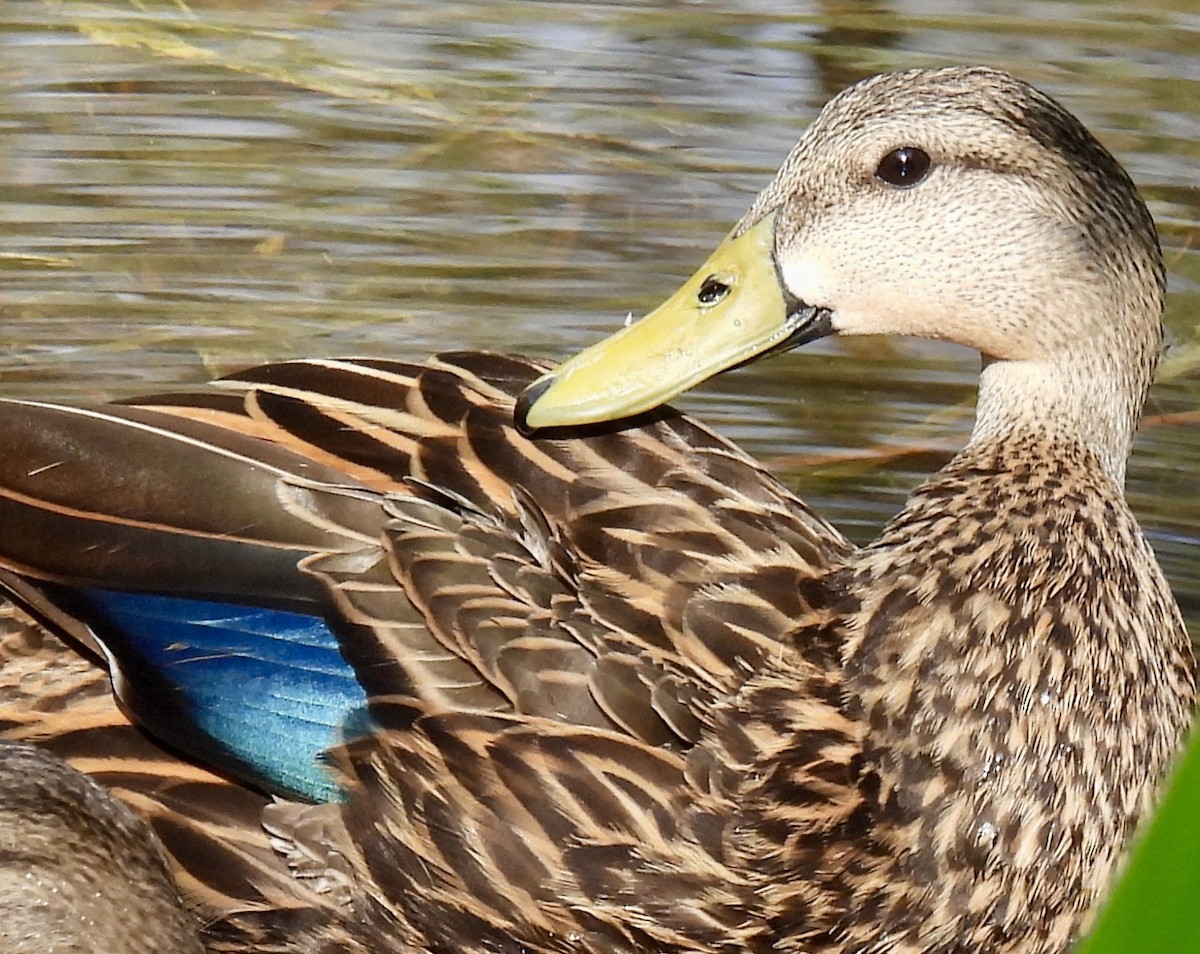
top-left (0, 352), bottom-right (864, 952)
top-left (120, 353), bottom-right (849, 733)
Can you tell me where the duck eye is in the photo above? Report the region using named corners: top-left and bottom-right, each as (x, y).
top-left (875, 146), bottom-right (932, 188)
top-left (698, 276), bottom-right (730, 305)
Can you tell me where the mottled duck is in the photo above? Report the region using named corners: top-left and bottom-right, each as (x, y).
top-left (0, 66), bottom-right (1192, 954)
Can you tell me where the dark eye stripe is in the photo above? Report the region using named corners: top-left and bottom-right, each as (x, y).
top-left (876, 147), bottom-right (932, 188)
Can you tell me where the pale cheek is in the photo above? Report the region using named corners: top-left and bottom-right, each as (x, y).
top-left (780, 245), bottom-right (923, 337)
top-left (832, 295), bottom-right (930, 338)
top-left (777, 219), bottom-right (996, 340)
top-left (778, 224), bottom-right (942, 337)
top-left (778, 254), bottom-right (834, 310)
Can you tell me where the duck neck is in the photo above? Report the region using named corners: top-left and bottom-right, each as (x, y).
top-left (968, 336), bottom-right (1153, 489)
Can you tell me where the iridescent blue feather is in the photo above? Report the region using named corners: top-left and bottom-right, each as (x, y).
top-left (53, 588), bottom-right (368, 802)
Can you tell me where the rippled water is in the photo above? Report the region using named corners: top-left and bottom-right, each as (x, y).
top-left (1, 1), bottom-right (1198, 626)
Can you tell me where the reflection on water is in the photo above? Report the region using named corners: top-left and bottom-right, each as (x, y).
top-left (0, 0), bottom-right (1198, 627)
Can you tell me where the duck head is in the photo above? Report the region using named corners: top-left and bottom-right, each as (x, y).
top-left (515, 67), bottom-right (1164, 483)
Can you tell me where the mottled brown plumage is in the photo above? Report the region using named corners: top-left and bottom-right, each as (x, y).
top-left (0, 66), bottom-right (1192, 953)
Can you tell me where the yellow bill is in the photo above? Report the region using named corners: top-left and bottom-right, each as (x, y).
top-left (515, 211), bottom-right (830, 432)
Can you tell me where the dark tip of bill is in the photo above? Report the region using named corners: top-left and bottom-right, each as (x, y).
top-left (513, 376), bottom-right (554, 435)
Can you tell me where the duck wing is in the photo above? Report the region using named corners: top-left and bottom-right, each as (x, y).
top-left (0, 352), bottom-right (856, 948)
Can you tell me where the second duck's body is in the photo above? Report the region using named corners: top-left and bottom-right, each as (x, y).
top-left (0, 67), bottom-right (1192, 953)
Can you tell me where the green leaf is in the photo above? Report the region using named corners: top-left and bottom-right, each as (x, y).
top-left (1076, 728), bottom-right (1200, 952)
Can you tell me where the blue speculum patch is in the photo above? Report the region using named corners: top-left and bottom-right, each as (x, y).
top-left (61, 587), bottom-right (370, 802)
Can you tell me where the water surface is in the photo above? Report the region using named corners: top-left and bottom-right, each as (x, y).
top-left (1, 0), bottom-right (1198, 626)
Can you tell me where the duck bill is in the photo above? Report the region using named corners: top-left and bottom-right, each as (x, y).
top-left (515, 211), bottom-right (831, 431)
